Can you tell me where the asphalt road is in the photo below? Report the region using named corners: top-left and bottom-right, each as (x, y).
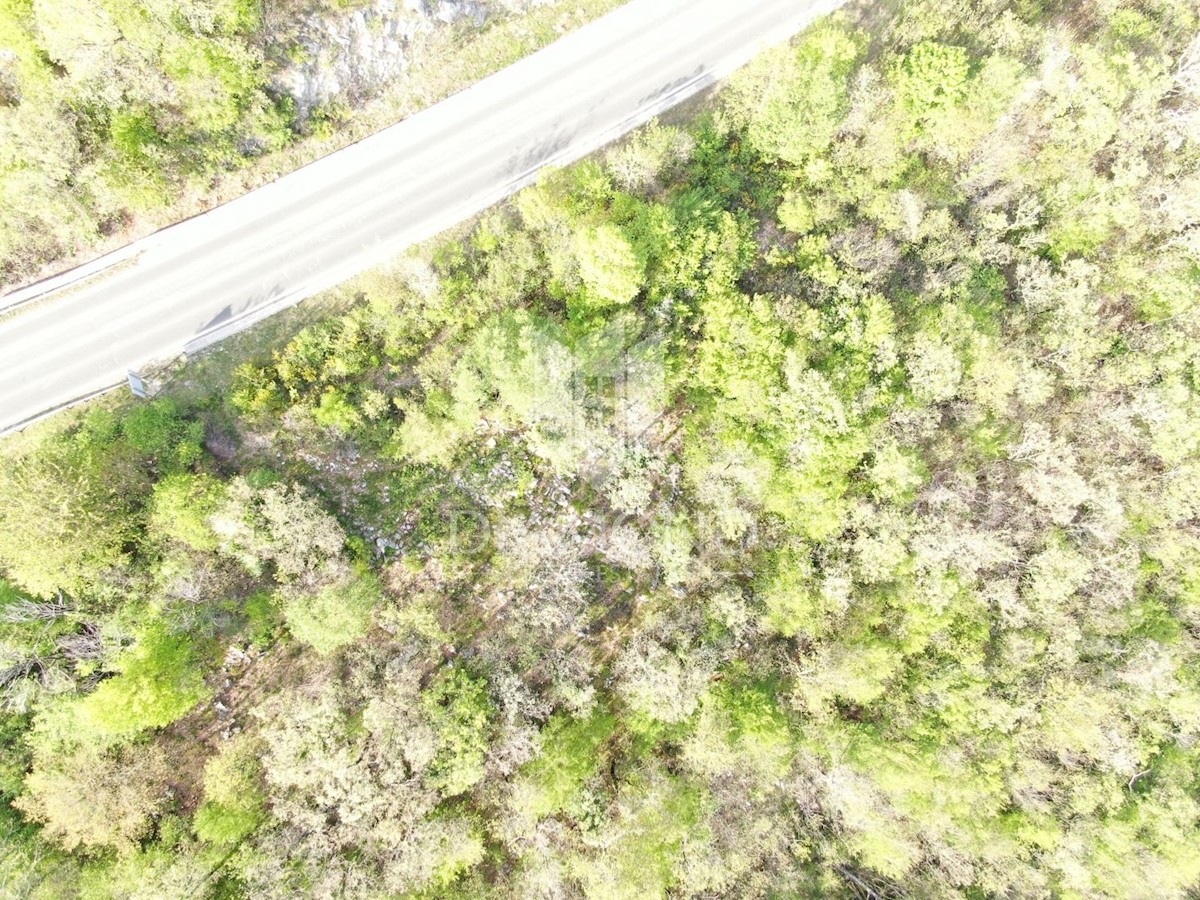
top-left (0, 0), bottom-right (841, 434)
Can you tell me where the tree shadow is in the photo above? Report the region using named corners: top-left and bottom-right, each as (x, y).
top-left (635, 64), bottom-right (710, 110)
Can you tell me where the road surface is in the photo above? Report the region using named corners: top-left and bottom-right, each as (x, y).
top-left (0, 0), bottom-right (842, 434)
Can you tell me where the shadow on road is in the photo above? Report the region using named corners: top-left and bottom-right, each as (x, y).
top-left (202, 304), bottom-right (233, 332)
top-left (191, 282), bottom-right (285, 346)
top-left (636, 64), bottom-right (710, 109)
top-left (500, 67), bottom-right (713, 184)
top-left (502, 123), bottom-right (581, 180)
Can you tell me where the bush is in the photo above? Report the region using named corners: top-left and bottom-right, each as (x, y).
top-left (193, 735), bottom-right (264, 846)
top-left (120, 399), bottom-right (205, 473)
top-left (76, 624), bottom-right (212, 739)
top-left (513, 709), bottom-right (616, 820)
top-left (242, 590), bottom-right (285, 648)
top-left (148, 472), bottom-right (226, 551)
top-left (280, 571), bottom-right (381, 655)
top-left (572, 771), bottom-right (704, 900)
top-left (230, 361), bottom-right (284, 417)
top-left (422, 667), bottom-right (493, 797)
top-left (892, 41), bottom-right (971, 115)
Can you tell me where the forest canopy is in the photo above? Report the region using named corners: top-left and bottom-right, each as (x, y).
top-left (2, 0), bottom-right (1200, 897)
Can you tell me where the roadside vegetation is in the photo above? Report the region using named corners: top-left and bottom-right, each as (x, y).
top-left (0, 0), bottom-right (624, 289)
top-left (2, 0), bottom-right (1200, 896)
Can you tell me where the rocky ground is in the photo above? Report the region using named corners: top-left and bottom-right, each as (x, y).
top-left (268, 0), bottom-right (563, 123)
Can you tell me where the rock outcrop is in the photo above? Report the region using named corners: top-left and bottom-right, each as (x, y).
top-left (271, 0), bottom-right (560, 123)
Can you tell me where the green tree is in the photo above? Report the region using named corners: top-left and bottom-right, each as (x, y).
top-left (892, 41), bottom-right (971, 115)
top-left (422, 667), bottom-right (493, 797)
top-left (279, 571), bottom-right (381, 655)
top-left (15, 742), bottom-right (172, 853)
top-left (193, 735), bottom-right (265, 845)
top-left (0, 415), bottom-right (144, 596)
top-left (76, 622), bottom-right (212, 738)
top-left (723, 24), bottom-right (863, 166)
top-left (573, 223), bottom-right (647, 313)
top-left (148, 472), bottom-right (226, 551)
